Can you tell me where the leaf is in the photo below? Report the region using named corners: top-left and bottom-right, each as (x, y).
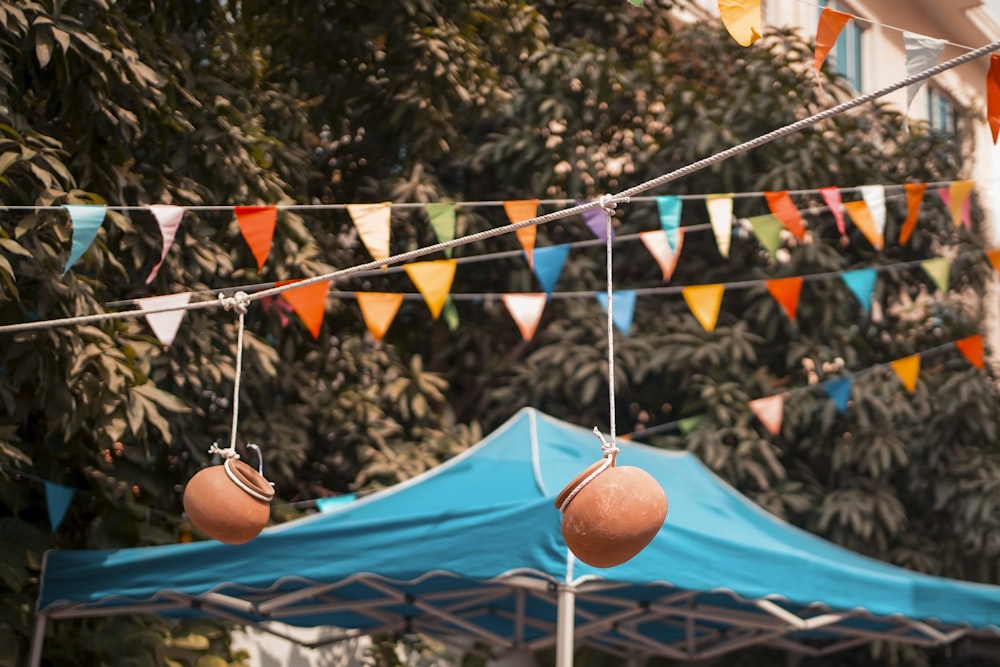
top-left (131, 383), bottom-right (190, 413)
top-left (34, 26), bottom-right (53, 68)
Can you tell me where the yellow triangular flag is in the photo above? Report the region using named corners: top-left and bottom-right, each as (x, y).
top-left (843, 200), bottom-right (883, 250)
top-left (706, 194), bottom-right (734, 258)
top-left (346, 202), bottom-right (392, 262)
top-left (749, 394), bottom-right (783, 436)
top-left (404, 259), bottom-right (457, 319)
top-left (501, 293), bottom-right (547, 341)
top-left (949, 180), bottom-right (975, 228)
top-left (356, 292), bottom-right (404, 340)
top-left (718, 0), bottom-right (762, 47)
top-left (276, 279), bottom-right (331, 338)
top-left (504, 199), bottom-right (539, 268)
top-left (890, 355), bottom-right (921, 393)
top-left (682, 284), bottom-right (725, 332)
top-left (920, 257), bottom-right (951, 294)
top-left (639, 228), bottom-right (684, 281)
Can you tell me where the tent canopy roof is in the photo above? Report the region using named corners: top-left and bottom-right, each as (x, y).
top-left (36, 408), bottom-right (1000, 660)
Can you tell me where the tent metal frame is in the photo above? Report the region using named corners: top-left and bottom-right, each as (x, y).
top-left (30, 570), bottom-right (974, 667)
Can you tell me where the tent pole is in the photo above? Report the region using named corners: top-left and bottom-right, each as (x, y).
top-left (27, 612), bottom-right (47, 667)
top-left (556, 582), bottom-right (575, 667)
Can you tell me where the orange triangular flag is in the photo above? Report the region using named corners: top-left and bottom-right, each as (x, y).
top-left (989, 54), bottom-right (1000, 144)
top-left (404, 259), bottom-right (457, 319)
top-left (502, 293), bottom-right (547, 341)
top-left (276, 279), bottom-right (331, 338)
top-left (890, 355), bottom-right (921, 393)
top-left (234, 206), bottom-right (277, 272)
top-left (346, 202), bottom-right (392, 263)
top-left (955, 334), bottom-right (984, 369)
top-left (987, 248), bottom-right (1000, 272)
top-left (899, 183), bottom-right (927, 245)
top-left (749, 394), bottom-right (783, 436)
top-left (504, 199), bottom-right (539, 268)
top-left (843, 200), bottom-right (883, 250)
top-left (639, 228), bottom-right (685, 281)
top-left (682, 284), bottom-right (725, 332)
top-left (718, 0), bottom-right (762, 47)
top-left (764, 191), bottom-right (806, 240)
top-left (356, 292), bottom-right (404, 340)
top-left (766, 276), bottom-right (803, 320)
top-left (814, 8), bottom-right (852, 81)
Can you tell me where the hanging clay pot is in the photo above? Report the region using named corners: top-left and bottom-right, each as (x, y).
top-left (555, 458), bottom-right (667, 568)
top-left (183, 457), bottom-right (274, 545)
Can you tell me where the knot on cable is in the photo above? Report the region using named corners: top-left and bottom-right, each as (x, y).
top-left (593, 427), bottom-right (619, 460)
top-left (597, 194), bottom-right (630, 217)
top-left (219, 290), bottom-right (251, 315)
top-left (208, 442), bottom-right (240, 460)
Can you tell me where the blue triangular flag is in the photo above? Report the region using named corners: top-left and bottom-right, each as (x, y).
top-left (62, 204), bottom-right (107, 275)
top-left (595, 289), bottom-right (637, 335)
top-left (579, 201), bottom-right (615, 242)
top-left (316, 494), bottom-right (357, 513)
top-left (532, 244), bottom-right (570, 294)
top-left (656, 196), bottom-right (682, 251)
top-left (45, 481), bottom-right (75, 531)
top-left (841, 268), bottom-right (878, 314)
top-left (822, 377), bottom-right (853, 414)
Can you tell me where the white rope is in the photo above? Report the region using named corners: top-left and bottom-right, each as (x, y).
top-left (219, 291), bottom-right (250, 453)
top-left (0, 41), bottom-right (997, 336)
top-left (558, 428), bottom-right (619, 513)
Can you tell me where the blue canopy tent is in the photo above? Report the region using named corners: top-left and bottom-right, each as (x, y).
top-left (32, 408), bottom-right (1000, 665)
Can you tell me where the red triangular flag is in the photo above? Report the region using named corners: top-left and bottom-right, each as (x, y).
top-left (234, 206), bottom-right (277, 272)
top-left (955, 334), bottom-right (984, 370)
top-left (989, 55), bottom-right (1000, 144)
top-left (899, 183), bottom-right (927, 245)
top-left (763, 191), bottom-right (806, 240)
top-left (987, 248), bottom-right (1000, 272)
top-left (276, 280), bottom-right (330, 338)
top-left (766, 276), bottom-right (803, 320)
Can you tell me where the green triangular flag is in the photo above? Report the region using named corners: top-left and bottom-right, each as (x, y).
top-left (920, 257), bottom-right (951, 293)
top-left (426, 203), bottom-right (456, 258)
top-left (678, 415), bottom-right (703, 434)
top-left (747, 214), bottom-right (783, 258)
top-left (442, 296), bottom-right (460, 331)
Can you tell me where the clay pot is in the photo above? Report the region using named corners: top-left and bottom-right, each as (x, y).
top-left (183, 459), bottom-right (274, 544)
top-left (555, 459), bottom-right (667, 568)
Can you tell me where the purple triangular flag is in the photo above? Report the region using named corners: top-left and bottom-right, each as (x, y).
top-left (532, 244), bottom-right (570, 294)
top-left (579, 200), bottom-right (615, 242)
top-left (62, 205), bottom-right (106, 275)
top-left (595, 289), bottom-right (637, 335)
top-left (45, 481), bottom-right (75, 531)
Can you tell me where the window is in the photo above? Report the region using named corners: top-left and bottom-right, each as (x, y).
top-left (926, 86), bottom-right (960, 137)
top-left (818, 0), bottom-right (864, 91)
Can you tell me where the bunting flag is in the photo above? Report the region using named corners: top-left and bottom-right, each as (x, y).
top-left (655, 196), bottom-right (682, 250)
top-left (234, 206), bottom-right (277, 272)
top-left (442, 296), bottom-right (460, 332)
top-left (425, 203), bottom-right (456, 257)
top-left (404, 259), bottom-right (458, 319)
top-left (860, 185), bottom-right (886, 242)
top-left (819, 186), bottom-right (847, 242)
top-left (899, 183), bottom-right (927, 244)
top-left (137, 293), bottom-right (193, 347)
top-left (955, 334), bottom-right (984, 369)
top-left (315, 494), bottom-right (357, 513)
top-left (61, 204), bottom-right (106, 275)
top-left (920, 257), bottom-right (951, 294)
top-left (356, 292), bottom-right (404, 340)
top-left (822, 376), bottom-right (853, 414)
top-left (595, 290), bottom-right (638, 335)
top-left (814, 8), bottom-right (852, 80)
top-left (504, 199), bottom-right (540, 268)
top-left (903, 33), bottom-right (947, 113)
top-left (502, 293), bottom-right (548, 341)
top-left (346, 202), bottom-right (391, 264)
top-left (706, 194), bottom-right (734, 257)
top-left (843, 200), bottom-right (883, 250)
top-left (766, 276), bottom-right (803, 320)
top-left (990, 55), bottom-right (1000, 144)
top-left (987, 248), bottom-right (1000, 272)
top-left (678, 415), bottom-right (703, 434)
top-left (581, 204), bottom-right (615, 243)
top-left (747, 214), bottom-right (783, 258)
top-left (841, 268), bottom-right (877, 314)
top-left (941, 180), bottom-right (974, 228)
top-left (763, 190), bottom-right (806, 240)
top-left (532, 244), bottom-right (570, 294)
top-left (890, 354), bottom-right (921, 393)
top-left (682, 283), bottom-right (725, 332)
top-left (749, 394), bottom-right (783, 436)
top-left (276, 279), bottom-right (331, 338)
top-left (639, 228), bottom-right (684, 281)
top-left (718, 0), bottom-right (762, 46)
top-left (45, 481), bottom-right (75, 532)
top-left (146, 205), bottom-right (184, 283)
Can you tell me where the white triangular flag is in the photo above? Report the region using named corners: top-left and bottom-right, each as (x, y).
top-left (137, 293), bottom-right (192, 346)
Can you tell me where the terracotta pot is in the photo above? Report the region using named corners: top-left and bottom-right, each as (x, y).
top-left (555, 459), bottom-right (667, 568)
top-left (183, 459), bottom-right (274, 545)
